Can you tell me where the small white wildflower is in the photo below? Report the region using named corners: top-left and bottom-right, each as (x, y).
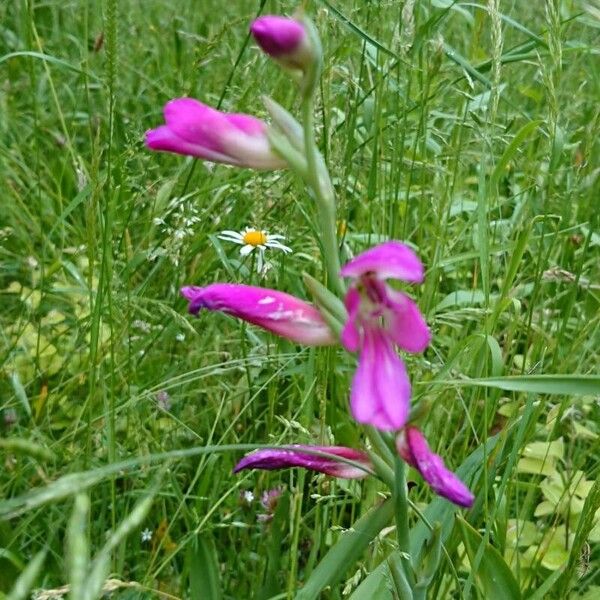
top-left (242, 490), bottom-right (254, 504)
top-left (218, 227), bottom-right (291, 273)
top-left (175, 333), bottom-right (185, 342)
top-left (132, 319), bottom-right (152, 333)
top-left (141, 528), bottom-right (153, 543)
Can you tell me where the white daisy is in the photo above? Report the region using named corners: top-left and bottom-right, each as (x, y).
top-left (218, 227), bottom-right (291, 273)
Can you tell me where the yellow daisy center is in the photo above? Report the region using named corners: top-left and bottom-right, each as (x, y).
top-left (243, 230), bottom-right (268, 246)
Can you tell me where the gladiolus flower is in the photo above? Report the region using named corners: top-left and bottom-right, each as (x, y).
top-left (145, 98), bottom-right (285, 169)
top-left (234, 445), bottom-right (372, 479)
top-left (250, 16), bottom-right (313, 71)
top-left (340, 241), bottom-right (431, 431)
top-left (181, 284), bottom-right (335, 346)
top-left (396, 427), bottom-right (474, 508)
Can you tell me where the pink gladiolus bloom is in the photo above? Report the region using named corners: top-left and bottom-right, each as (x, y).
top-left (396, 427), bottom-right (474, 508)
top-left (181, 284), bottom-right (335, 346)
top-left (340, 241), bottom-right (431, 431)
top-left (250, 16), bottom-right (311, 70)
top-left (234, 445), bottom-right (372, 479)
top-left (145, 98), bottom-right (285, 169)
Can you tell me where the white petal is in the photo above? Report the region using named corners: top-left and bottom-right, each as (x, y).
top-left (267, 241), bottom-right (292, 253)
top-left (218, 237), bottom-right (243, 244)
top-left (219, 230), bottom-right (243, 238)
top-left (266, 234), bottom-right (286, 240)
top-left (240, 244), bottom-right (255, 256)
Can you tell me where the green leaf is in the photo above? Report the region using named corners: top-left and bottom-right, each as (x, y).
top-left (187, 533), bottom-right (222, 600)
top-left (458, 517), bottom-right (521, 600)
top-left (435, 375), bottom-right (600, 395)
top-left (295, 499), bottom-right (394, 600)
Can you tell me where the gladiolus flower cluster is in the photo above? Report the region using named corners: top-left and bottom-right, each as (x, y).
top-left (146, 12), bottom-right (474, 509)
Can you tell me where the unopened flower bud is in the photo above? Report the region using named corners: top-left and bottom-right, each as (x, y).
top-left (250, 16), bottom-right (314, 72)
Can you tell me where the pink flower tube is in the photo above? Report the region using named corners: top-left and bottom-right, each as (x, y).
top-left (250, 16), bottom-right (312, 70)
top-left (181, 284), bottom-right (335, 346)
top-left (340, 241), bottom-right (431, 431)
top-left (145, 98), bottom-right (286, 169)
top-left (234, 445), bottom-right (372, 479)
top-left (396, 427), bottom-right (474, 508)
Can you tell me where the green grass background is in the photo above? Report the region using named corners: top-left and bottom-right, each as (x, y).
top-left (1, 0), bottom-right (599, 598)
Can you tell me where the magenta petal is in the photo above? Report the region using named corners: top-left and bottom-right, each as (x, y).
top-left (163, 98), bottom-right (231, 153)
top-left (180, 284), bottom-right (335, 346)
top-left (340, 241), bottom-right (425, 283)
top-left (226, 113), bottom-right (268, 137)
top-left (397, 428), bottom-right (474, 508)
top-left (233, 445), bottom-right (372, 479)
top-left (250, 16), bottom-right (306, 57)
top-left (145, 125), bottom-right (233, 162)
top-left (383, 288), bottom-right (431, 353)
top-left (350, 327), bottom-right (410, 431)
top-left (340, 286), bottom-right (361, 352)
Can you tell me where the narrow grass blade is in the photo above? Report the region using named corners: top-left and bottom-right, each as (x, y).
top-left (259, 493), bottom-right (290, 600)
top-left (6, 550), bottom-right (46, 600)
top-left (0, 438), bottom-right (54, 462)
top-left (458, 517), bottom-right (521, 600)
top-left (554, 476), bottom-right (600, 596)
top-left (83, 493), bottom-right (155, 600)
top-left (295, 499), bottom-right (394, 600)
top-left (527, 567), bottom-right (565, 600)
top-left (438, 375), bottom-right (600, 395)
top-left (490, 120), bottom-right (543, 192)
top-left (187, 533), bottom-right (222, 600)
top-left (67, 494), bottom-right (90, 600)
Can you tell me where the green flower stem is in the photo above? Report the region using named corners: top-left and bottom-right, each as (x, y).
top-left (296, 17), bottom-right (344, 298)
top-left (388, 553), bottom-right (415, 600)
top-left (394, 456), bottom-right (416, 588)
top-left (301, 96), bottom-right (344, 297)
top-left (365, 426), bottom-right (395, 466)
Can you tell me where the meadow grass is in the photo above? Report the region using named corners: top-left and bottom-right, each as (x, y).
top-left (1, 0), bottom-right (599, 598)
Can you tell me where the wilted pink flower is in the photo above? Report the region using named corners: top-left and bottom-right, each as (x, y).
top-left (233, 445), bottom-right (372, 479)
top-left (260, 487), bottom-right (283, 512)
top-left (145, 98), bottom-right (285, 169)
top-left (396, 427), bottom-right (474, 508)
top-left (340, 241), bottom-right (431, 431)
top-left (250, 16), bottom-right (312, 70)
top-left (181, 284), bottom-right (335, 346)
